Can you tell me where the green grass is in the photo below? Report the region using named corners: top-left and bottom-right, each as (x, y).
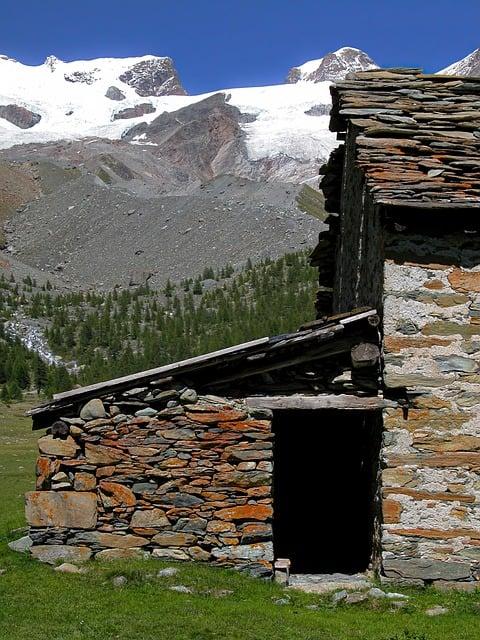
top-left (0, 402), bottom-right (479, 639)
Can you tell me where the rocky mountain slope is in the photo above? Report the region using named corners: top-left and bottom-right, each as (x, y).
top-left (439, 48), bottom-right (480, 77)
top-left (0, 52), bottom-right (336, 185)
top-left (286, 47), bottom-right (378, 83)
top-left (1, 144), bottom-right (323, 290)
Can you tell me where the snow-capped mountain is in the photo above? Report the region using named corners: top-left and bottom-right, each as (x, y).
top-left (286, 47), bottom-right (378, 83)
top-left (439, 48), bottom-right (480, 77)
top-left (2, 45), bottom-right (479, 291)
top-left (0, 52), bottom-right (336, 183)
top-left (0, 54), bottom-right (188, 141)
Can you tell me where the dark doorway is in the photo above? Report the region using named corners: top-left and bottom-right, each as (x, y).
top-left (272, 409), bottom-right (381, 574)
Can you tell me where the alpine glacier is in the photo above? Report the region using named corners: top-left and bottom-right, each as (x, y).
top-left (0, 51), bottom-right (351, 172)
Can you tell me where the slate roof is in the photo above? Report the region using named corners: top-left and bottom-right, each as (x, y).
top-left (29, 308), bottom-right (379, 422)
top-left (329, 68), bottom-right (480, 210)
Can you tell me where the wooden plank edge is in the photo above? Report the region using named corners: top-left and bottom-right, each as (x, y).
top-left (245, 394), bottom-right (398, 411)
top-left (51, 336), bottom-right (271, 402)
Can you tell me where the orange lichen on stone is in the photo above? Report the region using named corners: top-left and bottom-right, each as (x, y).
top-left (383, 487), bottom-right (475, 503)
top-left (85, 443), bottom-right (125, 465)
top-left (219, 420), bottom-right (271, 432)
top-left (386, 452), bottom-right (480, 470)
top-left (382, 467), bottom-right (416, 487)
top-left (383, 499), bottom-right (403, 524)
top-left (448, 268), bottom-right (480, 293)
top-left (99, 481), bottom-right (136, 507)
top-left (25, 491), bottom-right (97, 529)
top-left (216, 504), bottom-right (272, 521)
top-left (384, 335), bottom-right (453, 351)
top-left (186, 409), bottom-right (247, 423)
top-left (384, 408), bottom-right (466, 432)
top-left (390, 528), bottom-right (480, 540)
top-left (424, 279), bottom-right (444, 290)
top-left (413, 434), bottom-right (480, 453)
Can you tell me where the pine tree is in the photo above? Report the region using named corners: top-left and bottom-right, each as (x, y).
top-left (7, 380), bottom-right (23, 401)
top-left (1, 385), bottom-right (10, 403)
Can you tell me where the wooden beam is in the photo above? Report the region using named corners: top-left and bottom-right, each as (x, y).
top-left (351, 342), bottom-right (380, 368)
top-left (245, 394), bottom-right (398, 411)
top-left (205, 331), bottom-right (356, 388)
top-left (48, 336), bottom-right (270, 404)
top-left (339, 309), bottom-right (379, 325)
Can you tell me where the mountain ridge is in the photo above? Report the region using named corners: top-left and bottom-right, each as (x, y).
top-left (439, 48), bottom-right (480, 77)
top-left (1, 45), bottom-right (479, 292)
top-left (286, 47), bottom-right (378, 83)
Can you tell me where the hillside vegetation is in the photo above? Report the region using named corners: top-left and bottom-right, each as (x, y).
top-left (0, 250), bottom-right (317, 398)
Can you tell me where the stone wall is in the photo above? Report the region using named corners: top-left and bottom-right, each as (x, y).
top-left (381, 231), bottom-right (480, 584)
top-left (332, 128), bottom-right (384, 315)
top-left (26, 385), bottom-right (274, 576)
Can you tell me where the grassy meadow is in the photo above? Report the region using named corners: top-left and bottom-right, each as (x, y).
top-left (0, 401), bottom-right (479, 640)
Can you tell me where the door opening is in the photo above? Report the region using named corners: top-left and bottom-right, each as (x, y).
top-left (272, 409), bottom-right (381, 574)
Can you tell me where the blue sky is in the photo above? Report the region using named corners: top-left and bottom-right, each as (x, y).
top-left (2, 0), bottom-right (479, 93)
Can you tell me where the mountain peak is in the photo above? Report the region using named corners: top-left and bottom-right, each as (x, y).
top-left (43, 55), bottom-right (63, 71)
top-left (118, 56), bottom-right (186, 96)
top-left (286, 46), bottom-right (378, 83)
top-left (439, 48), bottom-right (480, 77)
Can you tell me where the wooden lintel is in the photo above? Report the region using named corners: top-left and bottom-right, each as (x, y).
top-left (245, 394), bottom-right (398, 411)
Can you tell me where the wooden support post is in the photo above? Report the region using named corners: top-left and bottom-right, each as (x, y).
top-left (274, 558), bottom-right (291, 585)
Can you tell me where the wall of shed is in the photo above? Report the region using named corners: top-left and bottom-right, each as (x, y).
top-left (332, 128), bottom-right (384, 314)
top-left (381, 230), bottom-right (480, 584)
top-left (26, 386), bottom-right (274, 575)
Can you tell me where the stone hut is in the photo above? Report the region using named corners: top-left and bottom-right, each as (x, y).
top-left (314, 68), bottom-right (480, 584)
top-left (26, 310), bottom-right (385, 576)
top-left (27, 68), bottom-right (480, 586)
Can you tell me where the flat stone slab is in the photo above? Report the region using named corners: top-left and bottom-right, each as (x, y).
top-left (130, 508), bottom-right (169, 528)
top-left (383, 557), bottom-right (471, 581)
top-left (8, 535), bottom-right (33, 553)
top-left (31, 545), bottom-right (92, 564)
top-left (74, 532), bottom-right (149, 548)
top-left (25, 491), bottom-right (97, 529)
top-left (95, 548), bottom-right (149, 561)
top-left (289, 573), bottom-right (372, 594)
top-left (38, 435), bottom-right (79, 457)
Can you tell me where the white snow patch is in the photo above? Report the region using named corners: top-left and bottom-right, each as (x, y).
top-left (438, 48), bottom-right (480, 76)
top-left (0, 54), bottom-right (337, 165)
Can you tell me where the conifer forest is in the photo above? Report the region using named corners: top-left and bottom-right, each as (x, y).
top-left (0, 251), bottom-right (317, 401)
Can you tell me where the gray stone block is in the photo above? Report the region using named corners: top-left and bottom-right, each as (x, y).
top-left (383, 557), bottom-right (471, 581)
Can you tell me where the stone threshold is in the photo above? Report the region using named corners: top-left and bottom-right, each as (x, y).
top-left (288, 572), bottom-right (372, 594)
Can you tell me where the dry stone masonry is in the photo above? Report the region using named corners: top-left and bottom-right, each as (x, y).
top-left (26, 312), bottom-right (383, 576)
top-left (27, 385), bottom-right (274, 575)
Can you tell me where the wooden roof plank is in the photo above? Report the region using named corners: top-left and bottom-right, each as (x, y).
top-left (28, 308), bottom-right (378, 418)
top-left (51, 335), bottom-right (270, 403)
